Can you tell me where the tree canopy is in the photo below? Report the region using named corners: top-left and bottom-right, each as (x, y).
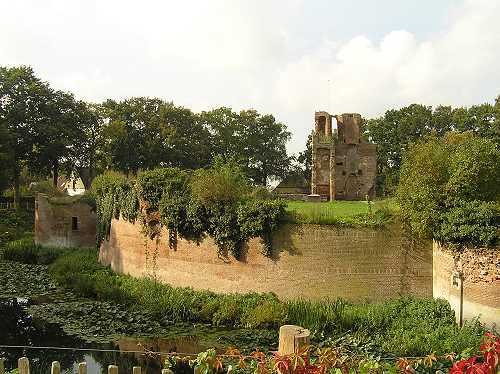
top-left (1, 66), bottom-right (293, 203)
top-left (397, 132), bottom-right (499, 247)
top-left (364, 100), bottom-right (500, 195)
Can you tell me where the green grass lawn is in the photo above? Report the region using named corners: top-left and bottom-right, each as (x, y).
top-left (285, 198), bottom-right (398, 226)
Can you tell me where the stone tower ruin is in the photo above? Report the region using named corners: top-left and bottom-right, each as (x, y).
top-left (311, 112), bottom-right (376, 200)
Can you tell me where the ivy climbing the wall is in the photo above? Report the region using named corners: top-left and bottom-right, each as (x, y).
top-left (90, 171), bottom-right (139, 244)
top-left (91, 161), bottom-right (287, 258)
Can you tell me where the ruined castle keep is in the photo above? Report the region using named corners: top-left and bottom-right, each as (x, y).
top-left (311, 112), bottom-right (376, 200)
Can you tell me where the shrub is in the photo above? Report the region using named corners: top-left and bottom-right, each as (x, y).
top-left (43, 246), bottom-right (486, 356)
top-left (3, 238), bottom-right (68, 264)
top-left (91, 164), bottom-right (286, 257)
top-left (190, 158), bottom-right (250, 206)
top-left (436, 200), bottom-right (499, 247)
top-left (397, 133), bottom-right (500, 247)
top-left (242, 299), bottom-right (286, 328)
top-left (90, 171), bottom-right (138, 244)
top-left (49, 248), bottom-right (104, 297)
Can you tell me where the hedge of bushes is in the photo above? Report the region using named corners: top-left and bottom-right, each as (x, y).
top-left (90, 160), bottom-right (287, 258)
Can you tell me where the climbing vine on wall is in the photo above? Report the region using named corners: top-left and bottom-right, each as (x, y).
top-left (91, 163), bottom-right (287, 258)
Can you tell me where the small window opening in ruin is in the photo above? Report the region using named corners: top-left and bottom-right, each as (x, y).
top-left (72, 216), bottom-right (79, 231)
top-left (451, 272), bottom-right (462, 290)
top-left (358, 169), bottom-right (363, 175)
top-left (342, 171), bottom-right (346, 175)
top-left (336, 161), bottom-right (343, 165)
top-left (318, 116), bottom-right (326, 134)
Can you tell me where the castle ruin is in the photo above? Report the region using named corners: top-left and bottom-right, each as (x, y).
top-left (311, 112), bottom-right (376, 200)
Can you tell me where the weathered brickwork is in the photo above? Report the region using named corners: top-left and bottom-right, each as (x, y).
top-left (311, 112), bottom-right (377, 200)
top-left (433, 241), bottom-right (500, 328)
top-left (35, 193), bottom-right (96, 248)
top-left (100, 218), bottom-right (432, 301)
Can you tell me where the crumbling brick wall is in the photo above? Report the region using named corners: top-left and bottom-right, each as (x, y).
top-left (35, 193), bottom-right (96, 248)
top-left (433, 241), bottom-right (500, 328)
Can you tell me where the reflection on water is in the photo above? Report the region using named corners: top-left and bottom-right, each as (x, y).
top-left (0, 298), bottom-right (202, 373)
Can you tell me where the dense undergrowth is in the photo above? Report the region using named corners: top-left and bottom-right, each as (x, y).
top-left (2, 238), bottom-right (487, 358)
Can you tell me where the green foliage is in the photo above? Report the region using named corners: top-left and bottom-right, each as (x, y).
top-left (287, 297), bottom-right (484, 357)
top-left (190, 158), bottom-right (250, 205)
top-left (137, 168), bottom-right (189, 210)
top-left (3, 238), bottom-right (68, 264)
top-left (5, 242), bottom-right (487, 357)
top-left (91, 171), bottom-right (138, 243)
top-left (49, 248), bottom-right (106, 297)
top-left (29, 180), bottom-right (65, 196)
top-left (397, 133), bottom-right (499, 247)
top-left (92, 163), bottom-right (287, 257)
top-left (28, 301), bottom-right (164, 343)
top-left (365, 98), bottom-right (500, 196)
top-left (435, 200), bottom-right (499, 247)
top-left (0, 209), bottom-right (33, 245)
top-left (0, 259), bottom-right (58, 298)
top-left (237, 199), bottom-right (287, 255)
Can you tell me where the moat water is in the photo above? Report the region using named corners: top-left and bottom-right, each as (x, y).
top-left (0, 297), bottom-right (272, 374)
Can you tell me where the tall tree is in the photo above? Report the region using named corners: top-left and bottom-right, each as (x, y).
top-left (0, 122), bottom-right (14, 192)
top-left (0, 66), bottom-right (52, 207)
top-left (297, 134), bottom-right (312, 183)
top-left (70, 102), bottom-right (106, 189)
top-left (28, 89), bottom-right (86, 187)
top-left (100, 98), bottom-right (212, 174)
top-left (365, 104), bottom-right (434, 195)
top-left (241, 110), bottom-right (291, 185)
top-left (201, 108), bottom-right (291, 185)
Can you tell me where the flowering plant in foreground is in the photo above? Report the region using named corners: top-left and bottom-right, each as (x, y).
top-left (164, 332), bottom-right (499, 374)
top-left (449, 332), bottom-right (499, 374)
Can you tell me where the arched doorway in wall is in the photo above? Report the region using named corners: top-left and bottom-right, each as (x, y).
top-left (344, 175), bottom-right (359, 200)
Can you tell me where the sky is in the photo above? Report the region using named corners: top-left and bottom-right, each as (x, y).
top-left (1, 0), bottom-right (499, 154)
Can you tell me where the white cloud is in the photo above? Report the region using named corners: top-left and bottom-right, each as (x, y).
top-left (0, 0), bottom-right (499, 154)
top-left (274, 0), bottom-right (500, 151)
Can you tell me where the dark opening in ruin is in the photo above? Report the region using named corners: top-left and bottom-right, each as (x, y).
top-left (72, 216), bottom-right (79, 231)
top-left (318, 116), bottom-right (326, 134)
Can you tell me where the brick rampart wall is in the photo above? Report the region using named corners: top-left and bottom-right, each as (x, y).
top-left (100, 218), bottom-right (432, 300)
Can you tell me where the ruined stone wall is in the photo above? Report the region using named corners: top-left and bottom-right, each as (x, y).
top-left (311, 111), bottom-right (376, 200)
top-left (334, 143), bottom-right (377, 200)
top-left (433, 241), bottom-right (500, 328)
top-left (35, 193), bottom-right (96, 248)
top-left (100, 219), bottom-right (432, 300)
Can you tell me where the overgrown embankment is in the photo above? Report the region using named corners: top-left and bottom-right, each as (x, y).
top-left (2, 238), bottom-right (486, 357)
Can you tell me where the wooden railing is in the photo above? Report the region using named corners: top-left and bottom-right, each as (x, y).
top-left (0, 357), bottom-right (174, 374)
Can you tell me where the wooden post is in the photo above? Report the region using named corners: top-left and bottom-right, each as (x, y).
top-left (108, 365), bottom-right (118, 374)
top-left (18, 357), bottom-right (30, 374)
top-left (278, 325), bottom-right (311, 355)
top-left (78, 362), bottom-right (87, 374)
top-left (51, 361), bottom-right (61, 374)
top-left (0, 358), bottom-right (5, 374)
top-left (132, 367), bottom-right (142, 374)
